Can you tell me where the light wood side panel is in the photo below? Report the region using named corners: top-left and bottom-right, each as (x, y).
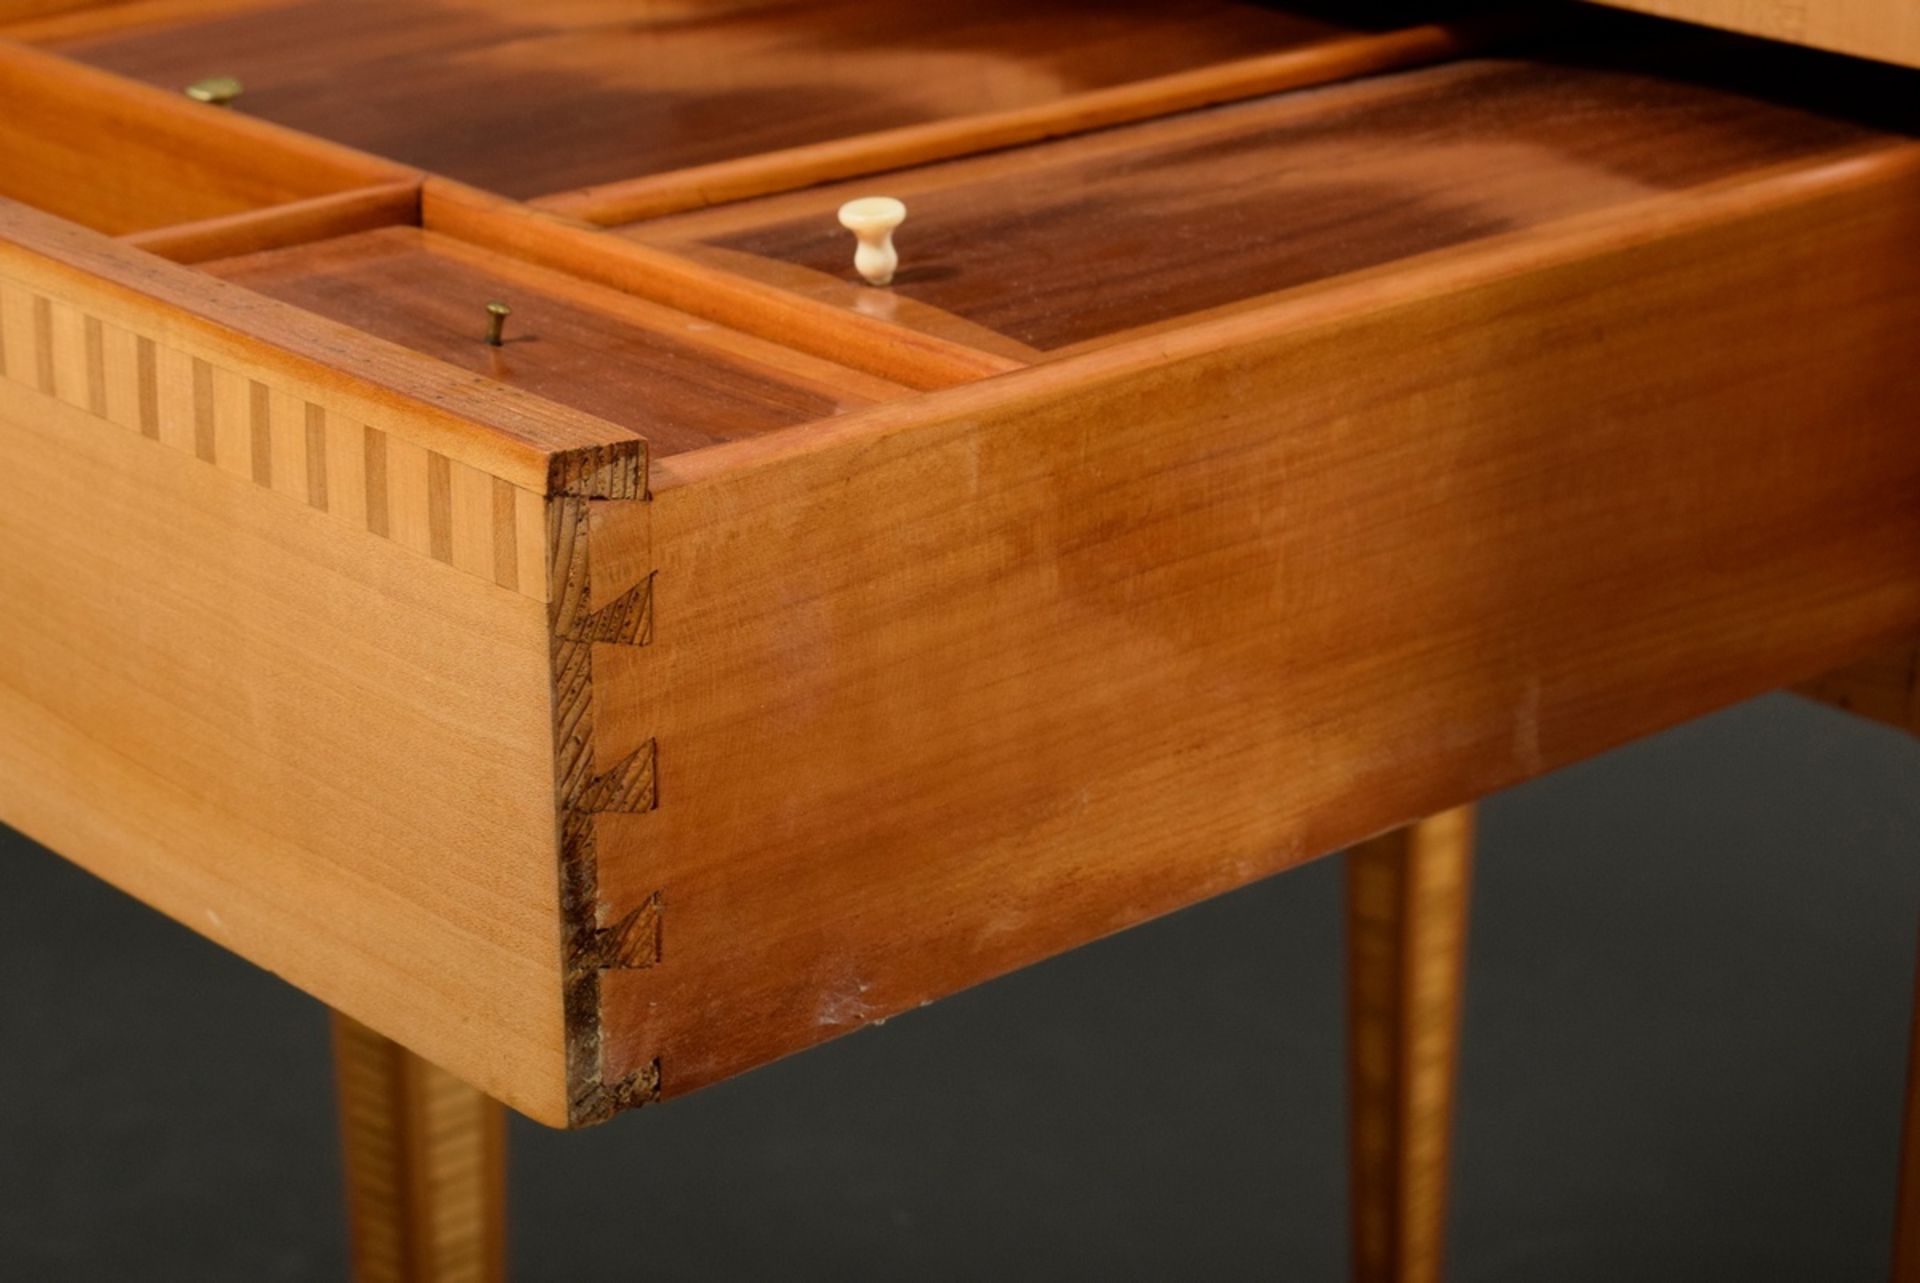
top-left (1348, 809), bottom-right (1474, 1283)
top-left (570, 149), bottom-right (1920, 1108)
top-left (0, 379), bottom-right (573, 1121)
top-left (1591, 0), bottom-right (1920, 69)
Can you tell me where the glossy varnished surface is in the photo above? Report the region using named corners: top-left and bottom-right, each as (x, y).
top-left (203, 227), bottom-right (889, 455)
top-left (637, 34), bottom-right (1914, 351)
top-left (46, 0), bottom-right (1418, 199)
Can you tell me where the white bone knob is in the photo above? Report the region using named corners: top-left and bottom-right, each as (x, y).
top-left (838, 196), bottom-right (906, 286)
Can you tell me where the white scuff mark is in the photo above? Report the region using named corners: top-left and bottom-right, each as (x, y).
top-left (816, 976), bottom-right (876, 1028)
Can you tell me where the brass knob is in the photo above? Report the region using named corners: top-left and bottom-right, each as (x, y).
top-left (484, 301), bottom-right (512, 347)
top-left (184, 75), bottom-right (243, 106)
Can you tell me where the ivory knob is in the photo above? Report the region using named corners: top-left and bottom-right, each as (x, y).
top-left (838, 196), bottom-right (906, 286)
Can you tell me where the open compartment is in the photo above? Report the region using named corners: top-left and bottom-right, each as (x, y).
top-left (0, 40), bottom-right (412, 242)
top-left (195, 224), bottom-right (910, 456)
top-left (23, 0), bottom-right (1492, 215)
top-left (623, 20), bottom-right (1920, 357)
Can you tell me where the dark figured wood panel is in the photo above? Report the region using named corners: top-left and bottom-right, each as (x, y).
top-left (203, 227), bottom-right (902, 455)
top-left (44, 0), bottom-right (1449, 198)
top-left (639, 28), bottom-right (1917, 351)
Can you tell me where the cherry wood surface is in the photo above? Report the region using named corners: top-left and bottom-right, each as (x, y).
top-left (636, 28), bottom-right (1918, 352)
top-left (7, 0), bottom-right (1920, 1143)
top-left (420, 177), bottom-right (1025, 394)
top-left (203, 226), bottom-right (902, 456)
top-left (40, 0), bottom-right (1456, 199)
top-left (565, 148), bottom-right (1920, 1110)
top-left (120, 180), bottom-right (421, 265)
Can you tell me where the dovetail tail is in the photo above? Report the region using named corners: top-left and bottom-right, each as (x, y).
top-left (576, 740), bottom-right (657, 815)
top-left (548, 448), bottom-right (657, 1122)
top-left (570, 1059), bottom-right (660, 1125)
top-left (562, 574), bottom-right (654, 646)
top-left (577, 892), bottom-right (661, 972)
top-left (548, 441), bottom-right (646, 501)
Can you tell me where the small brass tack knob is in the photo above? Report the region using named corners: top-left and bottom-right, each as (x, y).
top-left (484, 300), bottom-right (512, 347)
top-left (184, 75), bottom-right (243, 106)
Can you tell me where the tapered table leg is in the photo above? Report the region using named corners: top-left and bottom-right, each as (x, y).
top-left (1892, 932), bottom-right (1920, 1282)
top-left (1347, 807), bottom-right (1475, 1283)
top-left (330, 1011), bottom-right (508, 1283)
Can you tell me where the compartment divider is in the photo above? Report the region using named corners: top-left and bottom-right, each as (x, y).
top-left (529, 12), bottom-right (1531, 226)
top-left (422, 178), bottom-right (1026, 393)
top-left (121, 178), bottom-right (420, 263)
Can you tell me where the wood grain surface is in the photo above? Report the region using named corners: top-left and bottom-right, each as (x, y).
top-left (566, 146), bottom-right (1920, 1108)
top-left (121, 180), bottom-right (421, 265)
top-left (530, 14), bottom-right (1509, 225)
top-left (1798, 644), bottom-right (1920, 733)
top-left (1349, 810), bottom-right (1474, 1283)
top-left (422, 178), bottom-right (1024, 393)
top-left (0, 200), bottom-right (640, 496)
top-left (0, 380), bottom-right (572, 1120)
top-left (204, 226), bottom-right (903, 457)
top-left (0, 203), bottom-right (655, 1124)
top-left (43, 0), bottom-right (1451, 199)
top-left (0, 38), bottom-right (408, 235)
top-left (1592, 0), bottom-right (1920, 70)
top-left (333, 1011), bottom-right (507, 1283)
top-left (638, 29), bottom-right (1917, 351)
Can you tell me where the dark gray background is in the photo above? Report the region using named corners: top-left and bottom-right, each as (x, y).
top-left (2, 692), bottom-right (1915, 1280)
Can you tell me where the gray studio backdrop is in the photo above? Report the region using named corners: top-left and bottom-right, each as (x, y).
top-left (3, 692), bottom-right (1917, 1280)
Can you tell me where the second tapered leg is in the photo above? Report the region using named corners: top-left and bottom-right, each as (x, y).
top-left (331, 1011), bottom-right (508, 1283)
top-left (1347, 807), bottom-right (1475, 1283)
